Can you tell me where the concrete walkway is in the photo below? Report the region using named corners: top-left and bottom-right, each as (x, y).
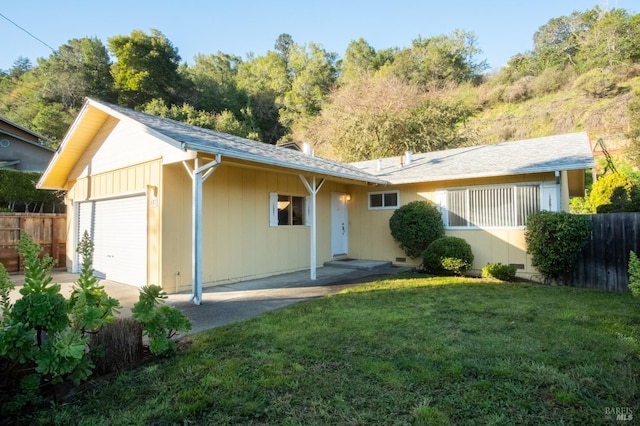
top-left (8, 261), bottom-right (412, 335)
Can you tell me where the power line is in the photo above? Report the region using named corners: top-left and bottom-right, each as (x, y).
top-left (0, 12), bottom-right (57, 55)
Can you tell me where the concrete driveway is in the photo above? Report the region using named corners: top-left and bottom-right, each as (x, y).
top-left (7, 261), bottom-right (411, 335)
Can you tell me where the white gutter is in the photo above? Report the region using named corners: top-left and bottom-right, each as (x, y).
top-left (299, 175), bottom-right (325, 280)
top-left (182, 154), bottom-right (222, 305)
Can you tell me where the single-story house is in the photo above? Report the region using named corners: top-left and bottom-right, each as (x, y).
top-left (0, 116), bottom-right (55, 171)
top-left (38, 98), bottom-right (594, 303)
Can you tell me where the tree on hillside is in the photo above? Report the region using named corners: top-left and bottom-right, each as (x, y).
top-left (577, 8), bottom-right (640, 69)
top-left (181, 52), bottom-right (246, 115)
top-left (0, 68), bottom-right (50, 138)
top-left (305, 74), bottom-right (473, 161)
top-left (108, 29), bottom-right (183, 107)
top-left (339, 38), bottom-right (380, 81)
top-left (532, 9), bottom-right (598, 70)
top-left (236, 51), bottom-right (290, 144)
top-left (274, 33), bottom-right (294, 63)
top-left (6, 57), bottom-right (33, 78)
top-left (38, 37), bottom-right (115, 109)
top-left (279, 42), bottom-right (338, 128)
top-left (388, 30), bottom-right (487, 87)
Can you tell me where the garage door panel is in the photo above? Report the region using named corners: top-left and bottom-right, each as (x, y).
top-left (77, 196), bottom-right (147, 286)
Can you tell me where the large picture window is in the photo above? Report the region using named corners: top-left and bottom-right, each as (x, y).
top-left (439, 184), bottom-right (541, 228)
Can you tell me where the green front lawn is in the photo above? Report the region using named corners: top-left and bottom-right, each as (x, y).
top-left (21, 275), bottom-right (640, 425)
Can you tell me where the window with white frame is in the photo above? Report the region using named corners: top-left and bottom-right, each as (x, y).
top-left (438, 184), bottom-right (542, 228)
top-left (368, 191), bottom-right (399, 209)
top-left (269, 193), bottom-right (307, 226)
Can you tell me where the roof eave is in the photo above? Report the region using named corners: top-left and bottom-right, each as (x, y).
top-left (184, 142), bottom-right (389, 185)
top-left (382, 162), bottom-right (596, 185)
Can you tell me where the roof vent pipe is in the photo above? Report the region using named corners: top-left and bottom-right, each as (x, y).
top-left (303, 142), bottom-right (312, 156)
top-left (405, 151), bottom-right (413, 165)
top-left (377, 159), bottom-right (382, 171)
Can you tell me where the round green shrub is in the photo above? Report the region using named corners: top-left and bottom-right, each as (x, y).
top-left (422, 236), bottom-right (474, 276)
top-left (482, 263), bottom-right (517, 281)
top-left (389, 200), bottom-right (444, 258)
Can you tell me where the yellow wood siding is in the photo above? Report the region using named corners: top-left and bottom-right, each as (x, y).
top-left (161, 162), bottom-right (345, 292)
top-left (65, 160), bottom-right (162, 285)
top-left (347, 172), bottom-right (563, 279)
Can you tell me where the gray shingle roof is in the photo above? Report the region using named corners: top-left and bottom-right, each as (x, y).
top-left (94, 99), bottom-right (387, 185)
top-left (350, 132), bottom-right (595, 185)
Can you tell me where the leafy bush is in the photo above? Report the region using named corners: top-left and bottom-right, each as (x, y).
top-left (503, 75), bottom-right (534, 103)
top-left (422, 236), bottom-right (474, 276)
top-left (68, 231), bottom-right (121, 336)
top-left (132, 285), bottom-right (191, 355)
top-left (628, 251), bottom-right (640, 297)
top-left (389, 200), bottom-right (444, 258)
top-left (1, 232), bottom-right (192, 413)
top-left (532, 66), bottom-right (575, 97)
top-left (525, 211), bottom-right (591, 284)
top-left (573, 68), bottom-right (618, 98)
top-left (1, 234), bottom-right (96, 414)
top-left (588, 172), bottom-right (640, 213)
top-left (482, 263), bottom-right (517, 281)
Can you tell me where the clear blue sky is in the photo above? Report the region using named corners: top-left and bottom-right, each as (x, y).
top-left (0, 1), bottom-right (635, 73)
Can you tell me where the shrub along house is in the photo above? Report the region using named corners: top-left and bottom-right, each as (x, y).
top-left (38, 99), bottom-right (594, 301)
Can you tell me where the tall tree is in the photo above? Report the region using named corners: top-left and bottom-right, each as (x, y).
top-left (274, 33), bottom-right (294, 63)
top-left (182, 52), bottom-right (246, 115)
top-left (388, 30), bottom-right (487, 87)
top-left (339, 38), bottom-right (379, 81)
top-left (236, 51), bottom-right (290, 143)
top-left (7, 57), bottom-right (33, 79)
top-left (280, 42), bottom-right (338, 128)
top-left (577, 8), bottom-right (640, 69)
top-left (305, 74), bottom-right (473, 161)
top-left (532, 9), bottom-right (598, 70)
top-left (38, 37), bottom-right (114, 108)
top-left (108, 29), bottom-right (182, 107)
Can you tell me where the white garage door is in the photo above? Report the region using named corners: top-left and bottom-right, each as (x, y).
top-left (77, 196), bottom-right (147, 286)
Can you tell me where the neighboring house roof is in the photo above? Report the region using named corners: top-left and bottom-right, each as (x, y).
top-left (0, 116), bottom-right (54, 151)
top-left (351, 132), bottom-right (595, 185)
top-left (40, 99), bottom-right (388, 188)
top-left (0, 116), bottom-right (55, 172)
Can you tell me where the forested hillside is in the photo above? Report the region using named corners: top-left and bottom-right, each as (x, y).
top-left (1, 5), bottom-right (639, 164)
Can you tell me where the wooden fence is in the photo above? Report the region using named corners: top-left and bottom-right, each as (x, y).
top-left (570, 213), bottom-right (640, 293)
top-left (0, 213), bottom-right (67, 272)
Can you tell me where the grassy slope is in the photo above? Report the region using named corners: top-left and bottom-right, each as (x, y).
top-left (466, 75), bottom-right (640, 148)
top-left (18, 274), bottom-right (640, 426)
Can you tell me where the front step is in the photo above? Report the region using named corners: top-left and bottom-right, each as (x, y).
top-left (324, 259), bottom-right (393, 271)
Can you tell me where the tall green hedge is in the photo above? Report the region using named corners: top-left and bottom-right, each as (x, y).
top-left (525, 211), bottom-right (591, 284)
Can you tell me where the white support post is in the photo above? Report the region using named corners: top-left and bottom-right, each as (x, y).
top-left (299, 175), bottom-right (325, 280)
top-left (184, 155), bottom-right (221, 305)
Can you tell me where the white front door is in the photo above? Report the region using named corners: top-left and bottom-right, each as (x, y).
top-left (331, 192), bottom-right (349, 256)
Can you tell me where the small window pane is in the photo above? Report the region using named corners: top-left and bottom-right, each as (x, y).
top-left (383, 192), bottom-right (398, 207)
top-left (447, 190), bottom-right (467, 227)
top-left (277, 195), bottom-right (290, 225)
top-left (291, 196), bottom-right (304, 225)
top-left (370, 193), bottom-right (383, 208)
